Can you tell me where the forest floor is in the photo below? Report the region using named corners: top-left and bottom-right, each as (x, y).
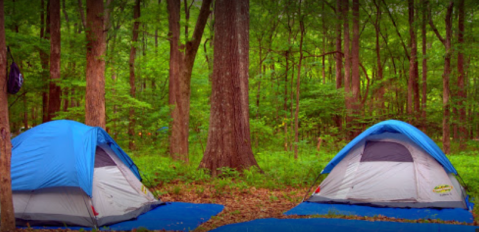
top-left (157, 182), bottom-right (478, 231)
top-left (15, 181), bottom-right (477, 232)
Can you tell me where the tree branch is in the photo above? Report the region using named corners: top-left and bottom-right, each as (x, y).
top-left (381, 0), bottom-right (410, 60)
top-left (185, 0), bottom-right (212, 65)
top-left (360, 62), bottom-right (370, 107)
top-left (77, 0), bottom-right (86, 30)
top-left (428, 3), bottom-right (450, 47)
top-left (303, 50), bottom-right (344, 59)
top-left (323, 0), bottom-right (336, 12)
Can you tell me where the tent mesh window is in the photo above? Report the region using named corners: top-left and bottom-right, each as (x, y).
top-left (360, 141), bottom-right (413, 162)
top-left (94, 146), bottom-right (117, 167)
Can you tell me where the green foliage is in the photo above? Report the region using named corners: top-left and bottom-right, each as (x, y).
top-left (132, 143), bottom-right (333, 191)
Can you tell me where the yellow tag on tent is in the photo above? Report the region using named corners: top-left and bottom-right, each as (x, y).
top-left (433, 185), bottom-right (453, 193)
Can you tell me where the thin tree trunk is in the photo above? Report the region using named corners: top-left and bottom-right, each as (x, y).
top-left (0, 0), bottom-right (15, 229)
top-left (442, 3), bottom-right (453, 154)
top-left (128, 0), bottom-right (140, 150)
top-left (294, 7), bottom-right (305, 160)
top-left (343, 0), bottom-right (351, 137)
top-left (63, 87), bottom-right (68, 112)
top-left (429, 2), bottom-right (453, 154)
top-left (168, 0), bottom-right (212, 162)
top-left (255, 39), bottom-right (263, 148)
top-left (85, 0), bottom-right (106, 129)
top-left (373, 0), bottom-right (384, 115)
top-left (77, 0), bottom-right (86, 30)
top-left (199, 0), bottom-right (260, 176)
top-left (40, 0), bottom-right (50, 123)
top-left (334, 0), bottom-right (343, 132)
top-left (290, 57), bottom-right (294, 152)
top-left (47, 0), bottom-right (61, 121)
top-left (381, 0), bottom-right (410, 60)
top-left (322, 1), bottom-right (326, 84)
top-left (421, 0), bottom-right (428, 131)
top-left (23, 94), bottom-right (28, 128)
top-left (407, 0), bottom-right (419, 124)
top-left (284, 51), bottom-right (289, 151)
top-left (351, 0), bottom-right (360, 137)
top-left (457, 0), bottom-right (466, 150)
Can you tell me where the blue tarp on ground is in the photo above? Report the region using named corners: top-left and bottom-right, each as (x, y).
top-left (11, 120), bottom-right (140, 197)
top-left (322, 120), bottom-right (456, 174)
top-left (284, 202), bottom-right (474, 223)
top-left (210, 218), bottom-right (479, 232)
top-left (27, 202), bottom-right (224, 231)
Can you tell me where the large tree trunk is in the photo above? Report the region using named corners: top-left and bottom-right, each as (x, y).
top-left (351, 0), bottom-right (360, 137)
top-left (0, 1), bottom-right (15, 229)
top-left (457, 0), bottom-right (466, 150)
top-left (199, 0), bottom-right (260, 176)
top-left (167, 0), bottom-right (212, 162)
top-left (343, 0), bottom-right (351, 137)
top-left (167, 0), bottom-right (184, 160)
top-left (421, 0), bottom-right (428, 131)
top-left (85, 0), bottom-right (106, 129)
top-left (407, 0), bottom-right (419, 123)
top-left (128, 0), bottom-right (140, 150)
top-left (47, 0), bottom-right (61, 121)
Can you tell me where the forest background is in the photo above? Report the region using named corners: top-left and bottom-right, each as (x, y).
top-left (2, 0), bottom-right (479, 229)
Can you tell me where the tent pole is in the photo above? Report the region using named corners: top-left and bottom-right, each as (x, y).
top-left (301, 172), bottom-right (322, 202)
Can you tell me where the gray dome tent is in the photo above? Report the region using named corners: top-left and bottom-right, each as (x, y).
top-left (308, 120), bottom-right (471, 209)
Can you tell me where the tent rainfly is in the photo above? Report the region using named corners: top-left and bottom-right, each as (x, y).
top-left (1, 120), bottom-right (162, 227)
top-left (308, 120), bottom-right (473, 210)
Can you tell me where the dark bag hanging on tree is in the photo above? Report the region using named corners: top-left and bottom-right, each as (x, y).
top-left (7, 47), bottom-right (24, 94)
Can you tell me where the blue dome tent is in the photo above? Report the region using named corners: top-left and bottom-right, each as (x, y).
top-left (5, 120), bottom-right (162, 227)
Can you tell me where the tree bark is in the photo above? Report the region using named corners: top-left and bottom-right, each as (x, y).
top-left (284, 51), bottom-right (289, 151)
top-left (407, 0), bottom-right (419, 123)
top-left (373, 0), bottom-right (384, 114)
top-left (128, 0), bottom-right (140, 150)
top-left (167, 0), bottom-right (183, 159)
top-left (0, 0), bottom-right (15, 229)
top-left (47, 0), bottom-right (61, 121)
top-left (294, 5), bottom-right (305, 160)
top-left (322, 1), bottom-right (326, 85)
top-left (442, 2), bottom-right (453, 154)
top-left (199, 0), bottom-right (260, 176)
top-left (421, 0), bottom-right (428, 131)
top-left (40, 0), bottom-right (50, 123)
top-left (351, 0), bottom-right (360, 137)
top-left (343, 0), bottom-right (351, 137)
top-left (457, 0), bottom-right (466, 150)
top-left (85, 0), bottom-right (106, 129)
top-left (77, 0), bottom-right (86, 30)
top-left (167, 0), bottom-right (212, 162)
top-left (429, 2), bottom-right (453, 154)
top-left (334, 0), bottom-right (343, 131)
